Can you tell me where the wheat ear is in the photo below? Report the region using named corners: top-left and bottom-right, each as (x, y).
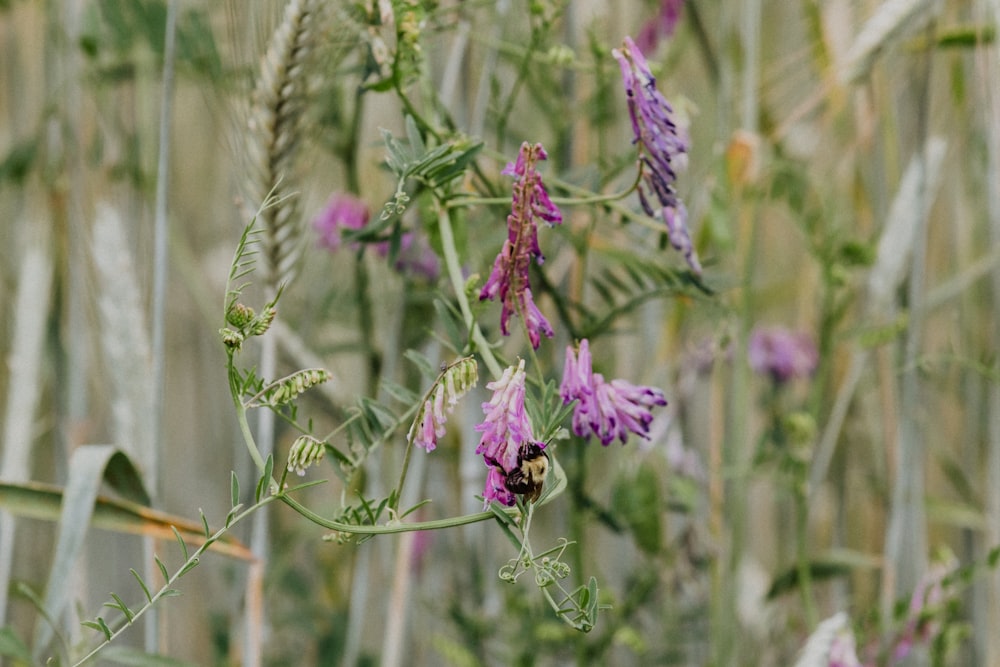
top-left (247, 0), bottom-right (321, 291)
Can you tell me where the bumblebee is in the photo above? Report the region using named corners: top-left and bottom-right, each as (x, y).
top-left (504, 442), bottom-right (550, 503)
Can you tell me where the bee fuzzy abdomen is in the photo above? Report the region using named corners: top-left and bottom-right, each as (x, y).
top-left (504, 443), bottom-right (550, 503)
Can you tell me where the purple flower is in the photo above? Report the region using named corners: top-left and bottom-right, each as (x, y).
top-left (748, 326), bottom-right (818, 384)
top-left (474, 359), bottom-right (547, 507)
top-left (314, 192), bottom-right (442, 280)
top-left (560, 339), bottom-right (668, 446)
top-left (613, 37), bottom-right (701, 275)
top-left (476, 360), bottom-right (533, 473)
top-left (313, 193), bottom-right (371, 252)
top-left (635, 0), bottom-right (684, 54)
top-left (483, 465), bottom-right (516, 507)
top-left (394, 231), bottom-right (440, 282)
top-left (479, 142), bottom-right (562, 349)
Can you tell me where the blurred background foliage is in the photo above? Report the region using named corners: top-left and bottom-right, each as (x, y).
top-left (0, 0), bottom-right (999, 665)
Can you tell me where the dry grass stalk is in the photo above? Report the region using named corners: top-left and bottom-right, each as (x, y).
top-left (246, 0), bottom-right (322, 291)
top-left (840, 0), bottom-right (941, 84)
top-left (0, 232), bottom-right (54, 627)
top-left (91, 203), bottom-right (155, 480)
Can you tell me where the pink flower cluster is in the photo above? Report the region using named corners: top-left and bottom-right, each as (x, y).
top-left (560, 339), bottom-right (667, 446)
top-left (613, 36), bottom-right (701, 275)
top-left (748, 325), bottom-right (818, 384)
top-left (479, 142), bottom-right (562, 349)
top-left (474, 359), bottom-right (544, 507)
top-left (313, 192), bottom-right (439, 281)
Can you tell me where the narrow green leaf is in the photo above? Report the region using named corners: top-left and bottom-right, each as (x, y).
top-left (255, 472), bottom-right (267, 503)
top-left (260, 455), bottom-right (275, 501)
top-left (379, 379), bottom-right (419, 404)
top-left (586, 577), bottom-right (600, 615)
top-left (83, 617), bottom-right (113, 642)
top-left (130, 568), bottom-right (153, 603)
top-left (161, 589), bottom-right (182, 598)
top-left (199, 510), bottom-right (210, 538)
top-left (404, 115), bottom-right (425, 156)
top-left (171, 525), bottom-right (189, 560)
top-left (230, 471), bottom-right (240, 508)
top-left (108, 593), bottom-right (135, 623)
top-left (155, 556), bottom-right (170, 584)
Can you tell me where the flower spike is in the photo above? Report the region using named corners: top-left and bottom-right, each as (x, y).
top-left (560, 339), bottom-right (668, 446)
top-left (480, 142), bottom-right (562, 349)
top-left (613, 36), bottom-right (702, 275)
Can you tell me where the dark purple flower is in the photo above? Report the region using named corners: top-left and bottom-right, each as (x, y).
top-left (635, 0), bottom-right (685, 54)
top-left (748, 326), bottom-right (818, 383)
top-left (479, 142), bottom-right (562, 349)
top-left (560, 339), bottom-right (668, 446)
top-left (613, 36), bottom-right (701, 275)
top-left (313, 193), bottom-right (371, 252)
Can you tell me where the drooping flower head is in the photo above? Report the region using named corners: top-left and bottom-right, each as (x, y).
top-left (474, 359), bottom-right (548, 507)
top-left (748, 326), bottom-right (819, 384)
top-left (613, 36), bottom-right (702, 275)
top-left (560, 339), bottom-right (668, 446)
top-left (408, 357), bottom-right (478, 452)
top-left (479, 142), bottom-right (562, 349)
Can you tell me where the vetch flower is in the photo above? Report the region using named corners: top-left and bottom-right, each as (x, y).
top-left (474, 359), bottom-right (548, 507)
top-left (613, 36), bottom-right (702, 275)
top-left (408, 357), bottom-right (478, 452)
top-left (476, 359), bottom-right (532, 473)
top-left (560, 339), bottom-right (668, 446)
top-left (479, 142), bottom-right (562, 349)
top-left (748, 326), bottom-right (819, 384)
top-left (635, 0), bottom-right (684, 54)
top-left (313, 193), bottom-right (371, 252)
top-left (483, 465), bottom-right (516, 507)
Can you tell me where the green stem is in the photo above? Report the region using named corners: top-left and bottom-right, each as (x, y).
top-left (391, 435), bottom-right (414, 514)
top-left (355, 253), bottom-right (380, 395)
top-left (436, 202), bottom-right (503, 379)
top-left (73, 495), bottom-right (279, 667)
top-left (281, 493), bottom-right (510, 534)
top-left (227, 353), bottom-right (268, 474)
top-left (795, 487), bottom-right (819, 628)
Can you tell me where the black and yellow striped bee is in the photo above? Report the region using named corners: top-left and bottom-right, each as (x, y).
top-left (504, 442), bottom-right (550, 503)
